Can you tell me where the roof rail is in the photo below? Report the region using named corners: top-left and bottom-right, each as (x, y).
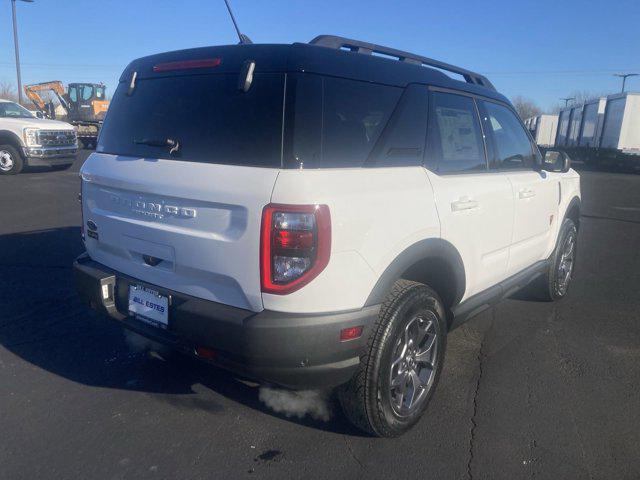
top-left (309, 35), bottom-right (496, 91)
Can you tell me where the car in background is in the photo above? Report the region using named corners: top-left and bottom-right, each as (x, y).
top-left (0, 99), bottom-right (77, 175)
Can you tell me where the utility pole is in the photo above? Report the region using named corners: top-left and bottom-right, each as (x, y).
top-left (560, 97), bottom-right (575, 107)
top-left (11, 0), bottom-right (34, 105)
top-left (613, 73), bottom-right (639, 93)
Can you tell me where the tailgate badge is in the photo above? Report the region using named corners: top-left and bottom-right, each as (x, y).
top-left (110, 194), bottom-right (197, 220)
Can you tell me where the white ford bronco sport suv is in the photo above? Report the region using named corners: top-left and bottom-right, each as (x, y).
top-left (74, 36), bottom-right (581, 437)
top-left (0, 99), bottom-right (77, 175)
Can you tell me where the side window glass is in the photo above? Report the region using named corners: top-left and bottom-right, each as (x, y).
top-left (365, 84), bottom-right (428, 167)
top-left (68, 86), bottom-right (77, 102)
top-left (481, 101), bottom-right (536, 169)
top-left (283, 74), bottom-right (402, 168)
top-left (321, 77), bottom-right (401, 168)
top-left (427, 92), bottom-right (486, 173)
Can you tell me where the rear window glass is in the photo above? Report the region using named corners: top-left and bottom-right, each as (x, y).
top-left (283, 74), bottom-right (402, 168)
top-left (97, 73), bottom-right (285, 167)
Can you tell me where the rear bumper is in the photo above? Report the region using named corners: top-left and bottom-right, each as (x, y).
top-left (73, 254), bottom-right (379, 389)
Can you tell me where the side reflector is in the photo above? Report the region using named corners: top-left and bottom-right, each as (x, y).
top-left (340, 326), bottom-right (363, 342)
top-left (153, 58), bottom-right (222, 73)
top-left (195, 346), bottom-right (216, 360)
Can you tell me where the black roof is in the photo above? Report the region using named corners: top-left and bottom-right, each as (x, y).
top-left (120, 36), bottom-right (508, 104)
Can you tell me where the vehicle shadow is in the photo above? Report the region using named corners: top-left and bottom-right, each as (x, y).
top-left (0, 227), bottom-right (364, 436)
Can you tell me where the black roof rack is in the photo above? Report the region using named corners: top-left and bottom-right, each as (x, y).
top-left (309, 35), bottom-right (496, 91)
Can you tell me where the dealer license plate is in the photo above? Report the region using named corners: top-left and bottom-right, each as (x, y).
top-left (128, 285), bottom-right (169, 329)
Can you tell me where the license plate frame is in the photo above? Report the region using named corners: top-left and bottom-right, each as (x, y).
top-left (128, 284), bottom-right (169, 329)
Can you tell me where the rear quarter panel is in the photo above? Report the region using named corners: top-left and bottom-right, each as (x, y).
top-left (266, 167), bottom-right (440, 313)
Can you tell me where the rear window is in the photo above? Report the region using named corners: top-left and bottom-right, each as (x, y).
top-left (99, 71), bottom-right (420, 169)
top-left (97, 73), bottom-right (285, 167)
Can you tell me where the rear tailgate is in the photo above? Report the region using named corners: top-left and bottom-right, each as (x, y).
top-left (81, 153), bottom-right (278, 312)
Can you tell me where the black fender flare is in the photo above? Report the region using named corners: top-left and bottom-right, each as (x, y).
top-left (364, 238), bottom-right (466, 307)
top-left (563, 196), bottom-right (581, 228)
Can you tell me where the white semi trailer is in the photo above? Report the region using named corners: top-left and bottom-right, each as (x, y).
top-left (577, 97), bottom-right (607, 150)
top-left (545, 92), bottom-right (640, 170)
top-left (524, 114), bottom-right (558, 147)
top-left (530, 114), bottom-right (559, 147)
top-left (598, 92), bottom-right (640, 157)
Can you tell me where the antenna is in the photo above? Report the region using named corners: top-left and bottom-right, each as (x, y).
top-left (223, 0), bottom-right (252, 44)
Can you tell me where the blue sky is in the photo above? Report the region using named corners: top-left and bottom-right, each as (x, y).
top-left (1, 0), bottom-right (638, 111)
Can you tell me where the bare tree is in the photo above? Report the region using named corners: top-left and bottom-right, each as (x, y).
top-left (0, 81), bottom-right (19, 103)
top-left (511, 95), bottom-right (542, 121)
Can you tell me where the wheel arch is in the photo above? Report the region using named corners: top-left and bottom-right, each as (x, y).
top-left (0, 130), bottom-right (25, 150)
top-left (564, 196), bottom-right (581, 230)
top-left (364, 238), bottom-right (466, 312)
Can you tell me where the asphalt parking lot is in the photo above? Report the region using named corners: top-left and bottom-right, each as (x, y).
top-left (1, 152), bottom-right (639, 480)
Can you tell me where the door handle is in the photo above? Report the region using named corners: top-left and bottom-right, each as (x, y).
top-left (518, 188), bottom-right (536, 199)
top-left (451, 198), bottom-right (479, 212)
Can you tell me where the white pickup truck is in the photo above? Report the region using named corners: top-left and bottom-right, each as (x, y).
top-left (0, 99), bottom-right (78, 175)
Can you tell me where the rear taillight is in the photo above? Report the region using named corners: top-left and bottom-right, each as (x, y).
top-left (260, 204), bottom-right (331, 295)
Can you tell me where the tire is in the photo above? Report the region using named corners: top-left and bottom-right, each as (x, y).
top-left (539, 218), bottom-right (577, 301)
top-left (0, 145), bottom-right (24, 175)
top-left (338, 280), bottom-right (447, 437)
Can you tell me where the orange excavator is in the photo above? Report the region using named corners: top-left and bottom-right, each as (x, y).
top-left (24, 81), bottom-right (109, 148)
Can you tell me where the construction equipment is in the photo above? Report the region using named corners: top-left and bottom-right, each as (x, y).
top-left (24, 81), bottom-right (109, 148)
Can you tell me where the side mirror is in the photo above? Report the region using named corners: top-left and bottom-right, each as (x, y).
top-left (542, 149), bottom-right (571, 173)
top-left (35, 111), bottom-right (44, 119)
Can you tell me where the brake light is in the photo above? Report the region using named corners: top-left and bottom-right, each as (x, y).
top-left (260, 204), bottom-right (331, 295)
top-left (152, 58), bottom-right (221, 72)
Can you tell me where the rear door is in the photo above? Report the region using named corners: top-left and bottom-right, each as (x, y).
top-left (82, 71), bottom-right (287, 312)
top-left (425, 91), bottom-right (514, 299)
top-left (479, 100), bottom-right (558, 276)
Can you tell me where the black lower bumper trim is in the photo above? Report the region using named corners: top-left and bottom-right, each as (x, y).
top-left (73, 254), bottom-right (379, 389)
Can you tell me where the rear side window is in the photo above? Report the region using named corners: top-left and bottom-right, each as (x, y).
top-left (427, 92), bottom-right (486, 173)
top-left (365, 84), bottom-right (429, 167)
top-left (481, 101), bottom-right (536, 170)
top-left (283, 75), bottom-right (402, 168)
top-left (98, 73), bottom-right (285, 167)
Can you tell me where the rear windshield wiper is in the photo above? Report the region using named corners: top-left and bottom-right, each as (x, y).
top-left (134, 138), bottom-right (180, 155)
